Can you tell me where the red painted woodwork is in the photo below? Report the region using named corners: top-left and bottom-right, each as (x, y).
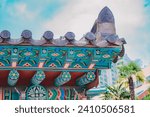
top-left (0, 87), bottom-right (3, 100)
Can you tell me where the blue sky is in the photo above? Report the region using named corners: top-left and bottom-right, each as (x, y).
top-left (0, 0), bottom-right (68, 37)
top-left (0, 0), bottom-right (150, 66)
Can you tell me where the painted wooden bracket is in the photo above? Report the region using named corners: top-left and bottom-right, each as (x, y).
top-left (76, 71), bottom-right (95, 86)
top-left (8, 69), bottom-right (19, 86)
top-left (55, 72), bottom-right (71, 87)
top-left (31, 70), bottom-right (45, 85)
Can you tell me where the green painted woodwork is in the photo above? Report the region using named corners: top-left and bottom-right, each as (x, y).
top-left (44, 60), bottom-right (62, 67)
top-left (4, 89), bottom-right (11, 100)
top-left (11, 91), bottom-right (20, 100)
top-left (2, 86), bottom-right (83, 100)
top-left (11, 48), bottom-right (19, 64)
top-left (0, 45), bottom-right (121, 89)
top-left (0, 6), bottom-right (126, 100)
top-left (0, 59), bottom-right (10, 66)
top-left (18, 47), bottom-right (39, 67)
top-left (48, 88), bottom-right (79, 100)
top-left (31, 70), bottom-right (45, 85)
top-left (26, 85), bottom-right (48, 100)
top-left (26, 85), bottom-right (80, 100)
top-left (48, 88), bottom-right (58, 100)
top-left (76, 72), bottom-right (96, 86)
top-left (18, 60), bottom-right (36, 67)
top-left (0, 46), bottom-right (121, 71)
top-left (8, 69), bottom-right (19, 86)
top-left (55, 72), bottom-right (71, 87)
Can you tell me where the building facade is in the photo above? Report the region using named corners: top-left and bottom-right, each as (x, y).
top-left (99, 54), bottom-right (131, 89)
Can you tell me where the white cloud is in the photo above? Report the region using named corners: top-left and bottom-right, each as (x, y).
top-left (42, 0), bottom-right (150, 65)
top-left (7, 3), bottom-right (37, 20)
top-left (42, 0), bottom-right (146, 38)
top-left (15, 3), bottom-right (27, 14)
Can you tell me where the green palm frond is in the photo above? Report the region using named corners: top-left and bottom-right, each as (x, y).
top-left (118, 61), bottom-right (145, 85)
top-left (118, 61), bottom-right (142, 78)
top-left (117, 61), bottom-right (145, 100)
top-left (102, 83), bottom-right (130, 100)
top-left (147, 88), bottom-right (150, 94)
top-left (117, 77), bottom-right (129, 88)
top-left (135, 71), bottom-right (145, 83)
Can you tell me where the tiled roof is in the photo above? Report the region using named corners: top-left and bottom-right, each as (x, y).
top-left (0, 6), bottom-right (126, 48)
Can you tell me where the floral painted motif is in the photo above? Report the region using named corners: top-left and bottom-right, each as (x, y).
top-left (86, 72), bottom-right (95, 80)
top-left (70, 50), bottom-right (74, 55)
top-left (0, 51), bottom-right (4, 55)
top-left (19, 49), bottom-right (38, 58)
top-left (8, 69), bottom-right (19, 86)
top-left (51, 53), bottom-right (59, 57)
top-left (8, 69), bottom-right (19, 80)
top-left (26, 85), bottom-right (48, 100)
top-left (24, 52), bottom-right (32, 56)
top-left (0, 49), bottom-right (10, 58)
top-left (77, 53), bottom-right (85, 57)
top-left (103, 54), bottom-right (110, 58)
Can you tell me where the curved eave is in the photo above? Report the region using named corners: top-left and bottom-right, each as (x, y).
top-left (0, 40), bottom-right (123, 48)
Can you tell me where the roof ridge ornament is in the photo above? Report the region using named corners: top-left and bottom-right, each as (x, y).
top-left (97, 6), bottom-right (115, 24)
top-left (0, 6), bottom-right (125, 50)
top-left (90, 6), bottom-right (126, 49)
top-left (91, 6), bottom-right (116, 35)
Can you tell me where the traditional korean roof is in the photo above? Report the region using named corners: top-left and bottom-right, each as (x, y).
top-left (0, 6), bottom-right (126, 89)
top-left (0, 30), bottom-right (125, 47)
top-left (0, 7), bottom-right (126, 47)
